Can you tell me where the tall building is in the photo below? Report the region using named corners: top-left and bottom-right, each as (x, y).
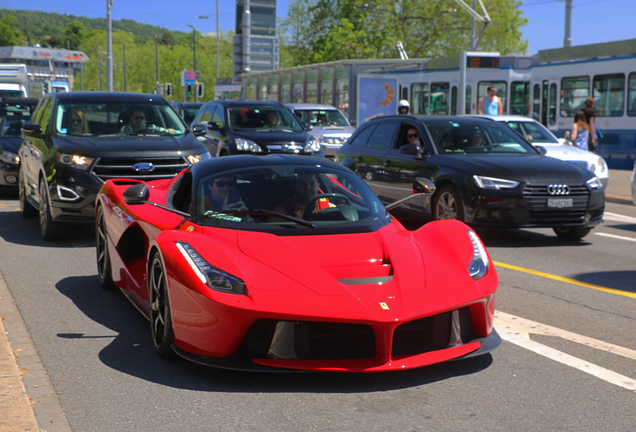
top-left (232, 0), bottom-right (279, 82)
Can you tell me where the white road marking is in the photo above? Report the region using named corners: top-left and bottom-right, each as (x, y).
top-left (594, 232), bottom-right (636, 242)
top-left (603, 212), bottom-right (636, 223)
top-left (495, 311), bottom-right (636, 392)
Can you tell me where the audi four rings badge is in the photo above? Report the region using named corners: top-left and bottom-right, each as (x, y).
top-left (547, 184), bottom-right (570, 195)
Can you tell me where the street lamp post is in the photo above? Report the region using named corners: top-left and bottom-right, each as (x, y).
top-left (122, 43), bottom-right (127, 92)
top-left (186, 24), bottom-right (197, 102)
top-left (106, 0), bottom-right (113, 92)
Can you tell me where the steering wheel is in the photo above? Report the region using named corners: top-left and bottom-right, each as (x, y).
top-left (303, 193), bottom-right (351, 220)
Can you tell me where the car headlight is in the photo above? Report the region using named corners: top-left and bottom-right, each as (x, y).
top-left (235, 138), bottom-right (262, 152)
top-left (1, 150), bottom-right (19, 165)
top-left (55, 153), bottom-right (94, 170)
top-left (586, 176), bottom-right (603, 190)
top-left (467, 229), bottom-right (489, 280)
top-left (312, 135), bottom-right (324, 143)
top-left (473, 175), bottom-right (519, 190)
top-left (187, 152), bottom-right (211, 165)
top-left (176, 241), bottom-right (246, 295)
top-left (304, 137), bottom-right (321, 153)
top-left (595, 156), bottom-right (607, 174)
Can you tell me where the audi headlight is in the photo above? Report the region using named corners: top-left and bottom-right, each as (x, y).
top-left (56, 153), bottom-right (94, 170)
top-left (473, 175), bottom-right (519, 190)
top-left (586, 176), bottom-right (602, 190)
top-left (304, 137), bottom-right (321, 153)
top-left (235, 138), bottom-right (262, 152)
top-left (1, 150), bottom-right (19, 165)
top-left (595, 156), bottom-right (607, 174)
top-left (467, 230), bottom-right (489, 280)
top-left (187, 152), bottom-right (211, 165)
top-left (176, 241), bottom-right (246, 295)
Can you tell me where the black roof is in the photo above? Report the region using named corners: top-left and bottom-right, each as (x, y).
top-left (44, 92), bottom-right (170, 104)
top-left (206, 100), bottom-right (286, 108)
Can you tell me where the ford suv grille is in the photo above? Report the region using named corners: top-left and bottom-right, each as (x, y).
top-left (91, 156), bottom-right (189, 182)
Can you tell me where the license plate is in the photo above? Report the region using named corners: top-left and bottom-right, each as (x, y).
top-left (547, 198), bottom-right (573, 208)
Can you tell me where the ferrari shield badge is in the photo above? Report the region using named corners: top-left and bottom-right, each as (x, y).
top-left (380, 302), bottom-right (389, 310)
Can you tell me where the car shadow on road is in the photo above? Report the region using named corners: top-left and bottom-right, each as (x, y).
top-left (55, 274), bottom-right (494, 393)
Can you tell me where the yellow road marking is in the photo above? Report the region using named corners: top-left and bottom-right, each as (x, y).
top-left (493, 261), bottom-right (636, 299)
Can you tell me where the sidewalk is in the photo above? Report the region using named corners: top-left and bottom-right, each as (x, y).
top-left (606, 168), bottom-right (634, 205)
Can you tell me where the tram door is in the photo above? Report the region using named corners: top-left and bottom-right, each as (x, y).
top-left (533, 80), bottom-right (558, 128)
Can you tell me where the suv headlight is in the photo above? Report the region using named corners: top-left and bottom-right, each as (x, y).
top-left (56, 153), bottom-right (94, 170)
top-left (304, 137), bottom-right (321, 153)
top-left (467, 230), bottom-right (489, 280)
top-left (1, 150), bottom-right (19, 165)
top-left (473, 175), bottom-right (519, 190)
top-left (176, 241), bottom-right (247, 295)
top-left (235, 138), bottom-right (262, 152)
top-left (187, 152), bottom-right (211, 165)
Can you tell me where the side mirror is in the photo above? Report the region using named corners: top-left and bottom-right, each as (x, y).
top-left (303, 122), bottom-right (313, 131)
top-left (123, 184), bottom-right (150, 205)
top-left (413, 177), bottom-right (436, 195)
top-left (399, 143), bottom-right (425, 159)
top-left (535, 145), bottom-right (547, 155)
top-left (349, 119), bottom-right (357, 126)
top-left (22, 123), bottom-right (43, 136)
top-left (191, 124), bottom-right (207, 137)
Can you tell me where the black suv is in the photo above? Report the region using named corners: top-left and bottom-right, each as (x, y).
top-left (190, 100), bottom-right (324, 158)
top-left (19, 92), bottom-right (211, 240)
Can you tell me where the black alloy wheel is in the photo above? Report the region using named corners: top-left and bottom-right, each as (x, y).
top-left (18, 171), bottom-right (37, 217)
top-left (553, 226), bottom-right (592, 240)
top-left (96, 206), bottom-right (116, 290)
top-left (433, 185), bottom-right (465, 222)
top-left (149, 251), bottom-right (177, 359)
top-left (39, 178), bottom-right (68, 241)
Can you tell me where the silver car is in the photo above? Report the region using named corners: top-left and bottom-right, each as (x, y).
top-left (285, 103), bottom-right (356, 160)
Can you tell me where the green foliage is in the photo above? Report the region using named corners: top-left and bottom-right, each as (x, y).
top-left (280, 0), bottom-right (528, 65)
top-left (65, 21), bottom-right (86, 50)
top-left (0, 14), bottom-right (24, 46)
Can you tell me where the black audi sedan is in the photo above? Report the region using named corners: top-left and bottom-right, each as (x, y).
top-left (19, 92), bottom-right (211, 240)
top-left (190, 100), bottom-right (324, 158)
top-left (338, 115), bottom-right (605, 240)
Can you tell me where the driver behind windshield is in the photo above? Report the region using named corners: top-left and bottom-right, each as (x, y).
top-left (271, 170), bottom-right (334, 220)
top-left (121, 107), bottom-right (176, 134)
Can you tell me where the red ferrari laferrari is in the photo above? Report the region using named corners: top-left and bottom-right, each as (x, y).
top-left (95, 154), bottom-right (499, 372)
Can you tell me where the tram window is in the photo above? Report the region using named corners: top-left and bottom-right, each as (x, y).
top-left (478, 81), bottom-right (507, 114)
top-left (593, 73), bottom-right (625, 117)
top-left (532, 84), bottom-right (541, 121)
top-left (411, 83), bottom-right (429, 115)
top-left (465, 85), bottom-right (472, 114)
top-left (510, 81), bottom-right (529, 115)
top-left (431, 82), bottom-right (449, 114)
top-left (549, 83), bottom-right (557, 125)
top-left (628, 73), bottom-right (636, 116)
top-left (451, 86), bottom-right (457, 115)
top-left (560, 76), bottom-right (589, 117)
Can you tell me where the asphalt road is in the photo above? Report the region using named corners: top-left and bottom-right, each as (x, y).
top-left (0, 187), bottom-right (635, 432)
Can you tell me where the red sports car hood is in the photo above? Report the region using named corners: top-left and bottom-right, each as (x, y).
top-left (236, 224), bottom-right (429, 297)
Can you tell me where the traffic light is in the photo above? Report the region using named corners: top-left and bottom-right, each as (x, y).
top-left (165, 83), bottom-right (173, 97)
top-left (43, 81), bottom-right (49, 94)
top-left (197, 83), bottom-right (204, 98)
top-left (187, 85), bottom-right (192, 95)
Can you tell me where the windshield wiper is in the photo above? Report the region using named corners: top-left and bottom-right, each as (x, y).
top-left (204, 209), bottom-right (316, 228)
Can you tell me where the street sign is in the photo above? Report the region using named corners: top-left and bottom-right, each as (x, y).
top-left (181, 70), bottom-right (198, 86)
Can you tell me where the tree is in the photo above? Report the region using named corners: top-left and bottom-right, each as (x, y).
top-left (65, 21), bottom-right (86, 50)
top-left (0, 15), bottom-right (25, 46)
top-left (161, 31), bottom-right (175, 47)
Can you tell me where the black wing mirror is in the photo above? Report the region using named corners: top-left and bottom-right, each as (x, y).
top-left (123, 184), bottom-right (150, 205)
top-left (22, 123), bottom-right (43, 136)
top-left (192, 124), bottom-right (207, 137)
top-left (535, 145), bottom-right (547, 155)
top-left (303, 122), bottom-right (313, 131)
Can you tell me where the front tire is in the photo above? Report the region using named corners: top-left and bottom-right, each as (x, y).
top-left (19, 171), bottom-right (37, 217)
top-left (96, 206), bottom-right (116, 290)
top-left (149, 251), bottom-right (177, 359)
top-left (553, 227), bottom-right (592, 240)
top-left (433, 185), bottom-right (464, 221)
top-left (39, 178), bottom-right (68, 241)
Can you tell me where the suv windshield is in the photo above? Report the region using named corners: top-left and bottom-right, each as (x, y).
top-left (293, 109), bottom-right (349, 127)
top-left (227, 106), bottom-right (304, 132)
top-left (55, 102), bottom-right (188, 137)
top-left (424, 120), bottom-right (538, 154)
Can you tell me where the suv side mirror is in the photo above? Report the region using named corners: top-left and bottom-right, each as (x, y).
top-left (303, 122), bottom-right (313, 131)
top-left (22, 123), bottom-right (43, 136)
top-left (191, 124), bottom-right (207, 137)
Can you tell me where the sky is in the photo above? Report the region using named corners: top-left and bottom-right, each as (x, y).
top-left (0, 0), bottom-right (634, 55)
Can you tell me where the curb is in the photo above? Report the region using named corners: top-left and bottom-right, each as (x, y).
top-left (606, 194), bottom-right (634, 206)
top-left (0, 271), bottom-right (72, 432)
